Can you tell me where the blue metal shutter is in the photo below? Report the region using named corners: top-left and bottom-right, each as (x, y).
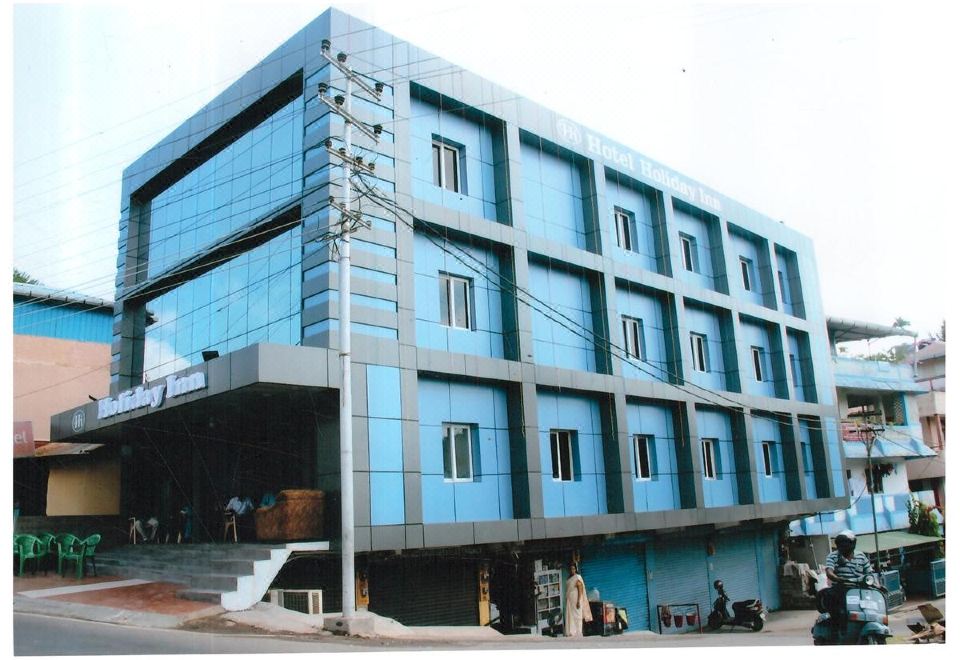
top-left (580, 544), bottom-right (649, 631)
top-left (707, 532), bottom-right (762, 606)
top-left (648, 539), bottom-right (712, 626)
top-left (756, 530), bottom-right (781, 610)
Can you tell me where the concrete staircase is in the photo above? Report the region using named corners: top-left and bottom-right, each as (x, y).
top-left (96, 541), bottom-right (329, 611)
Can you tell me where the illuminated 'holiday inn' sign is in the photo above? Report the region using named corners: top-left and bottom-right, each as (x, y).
top-left (97, 371), bottom-right (207, 420)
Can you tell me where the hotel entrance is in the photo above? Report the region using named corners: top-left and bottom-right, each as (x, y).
top-left (53, 371), bottom-right (340, 545)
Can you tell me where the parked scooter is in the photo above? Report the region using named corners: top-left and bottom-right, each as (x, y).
top-left (811, 573), bottom-right (892, 645)
top-left (707, 579), bottom-right (766, 631)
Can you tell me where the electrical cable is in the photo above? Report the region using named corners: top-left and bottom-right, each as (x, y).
top-left (353, 173), bottom-right (824, 431)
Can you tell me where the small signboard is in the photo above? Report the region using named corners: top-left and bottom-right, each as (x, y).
top-left (13, 421), bottom-right (35, 458)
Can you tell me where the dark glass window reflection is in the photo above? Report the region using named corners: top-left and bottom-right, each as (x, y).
top-left (142, 226), bottom-right (302, 381)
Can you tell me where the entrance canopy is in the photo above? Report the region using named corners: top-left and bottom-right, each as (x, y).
top-left (51, 343), bottom-right (340, 444)
top-left (45, 343), bottom-right (342, 543)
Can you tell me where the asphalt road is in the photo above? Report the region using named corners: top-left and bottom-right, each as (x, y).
top-left (13, 612), bottom-right (813, 655)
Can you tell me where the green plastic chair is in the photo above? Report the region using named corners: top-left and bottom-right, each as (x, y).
top-left (56, 534), bottom-right (82, 577)
top-left (14, 534), bottom-right (44, 576)
top-left (79, 534), bottom-right (101, 578)
top-left (53, 532), bottom-right (73, 570)
top-left (37, 533), bottom-right (56, 572)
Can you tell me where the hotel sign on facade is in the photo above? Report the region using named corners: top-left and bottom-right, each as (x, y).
top-left (13, 421), bottom-right (35, 458)
top-left (97, 371), bottom-right (207, 420)
top-left (555, 117), bottom-right (723, 213)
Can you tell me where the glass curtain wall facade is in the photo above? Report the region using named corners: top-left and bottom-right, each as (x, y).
top-left (99, 8), bottom-right (850, 629)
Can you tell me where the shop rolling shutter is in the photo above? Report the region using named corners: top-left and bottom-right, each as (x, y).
top-left (580, 544), bottom-right (650, 631)
top-left (708, 532), bottom-right (762, 606)
top-left (756, 530), bottom-right (782, 610)
top-left (648, 540), bottom-right (712, 623)
top-left (368, 557), bottom-right (477, 626)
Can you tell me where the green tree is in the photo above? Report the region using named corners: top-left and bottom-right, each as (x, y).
top-left (13, 268), bottom-right (39, 285)
top-left (864, 343), bottom-right (911, 363)
top-left (893, 317), bottom-right (911, 330)
top-left (907, 498), bottom-right (942, 538)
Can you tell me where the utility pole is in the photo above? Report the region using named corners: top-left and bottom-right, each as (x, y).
top-left (317, 38), bottom-right (383, 620)
top-left (859, 423), bottom-right (883, 574)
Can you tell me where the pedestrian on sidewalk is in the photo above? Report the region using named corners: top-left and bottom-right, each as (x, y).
top-left (564, 562), bottom-right (593, 637)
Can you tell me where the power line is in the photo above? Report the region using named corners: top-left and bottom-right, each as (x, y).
top-left (352, 173), bottom-right (844, 444)
top-left (14, 53), bottom-right (487, 219)
top-left (13, 5), bottom-right (482, 170)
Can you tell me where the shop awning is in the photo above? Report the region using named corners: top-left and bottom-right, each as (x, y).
top-left (32, 442), bottom-right (104, 458)
top-left (857, 530), bottom-right (942, 554)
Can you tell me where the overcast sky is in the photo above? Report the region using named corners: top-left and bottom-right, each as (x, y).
top-left (8, 0), bottom-right (958, 342)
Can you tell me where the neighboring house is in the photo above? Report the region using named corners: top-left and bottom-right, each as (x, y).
top-left (50, 9), bottom-right (850, 629)
top-left (13, 283), bottom-right (119, 522)
top-left (789, 318), bottom-right (940, 593)
top-left (905, 340), bottom-right (945, 507)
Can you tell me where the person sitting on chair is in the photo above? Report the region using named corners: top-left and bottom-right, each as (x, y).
top-left (133, 515), bottom-right (159, 542)
top-left (226, 495), bottom-right (254, 516)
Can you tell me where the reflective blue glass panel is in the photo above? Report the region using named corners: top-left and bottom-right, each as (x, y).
top-left (142, 225), bottom-right (301, 381)
top-left (147, 99), bottom-right (303, 278)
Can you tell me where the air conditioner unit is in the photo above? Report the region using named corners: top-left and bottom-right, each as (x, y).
top-left (265, 589), bottom-right (323, 618)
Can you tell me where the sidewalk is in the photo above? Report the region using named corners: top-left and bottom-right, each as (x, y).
top-left (13, 571), bottom-right (946, 642)
top-left (13, 572), bottom-right (222, 628)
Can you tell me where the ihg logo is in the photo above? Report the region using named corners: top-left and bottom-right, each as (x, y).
top-left (555, 118), bottom-right (582, 147)
top-left (72, 409), bottom-right (85, 433)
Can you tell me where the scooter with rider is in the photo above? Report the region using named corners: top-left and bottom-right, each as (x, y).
top-left (812, 529), bottom-right (892, 645)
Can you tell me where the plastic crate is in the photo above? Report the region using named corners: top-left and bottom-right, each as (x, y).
top-left (930, 559), bottom-right (945, 597)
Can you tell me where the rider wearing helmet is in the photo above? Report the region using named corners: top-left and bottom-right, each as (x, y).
top-left (822, 530), bottom-right (872, 628)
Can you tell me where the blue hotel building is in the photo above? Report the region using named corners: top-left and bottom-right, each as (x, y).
top-left (52, 9), bottom-right (849, 628)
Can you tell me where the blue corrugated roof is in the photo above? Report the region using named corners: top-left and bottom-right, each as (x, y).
top-left (13, 285), bottom-right (113, 344)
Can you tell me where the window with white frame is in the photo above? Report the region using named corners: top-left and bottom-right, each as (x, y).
top-left (550, 429), bottom-right (576, 482)
top-left (614, 208), bottom-right (637, 253)
top-left (633, 434), bottom-right (654, 480)
top-left (622, 316), bottom-right (646, 361)
top-left (761, 441), bottom-right (775, 477)
top-left (439, 273), bottom-right (472, 329)
top-left (432, 139), bottom-right (461, 192)
top-left (679, 233), bottom-right (698, 272)
top-left (442, 423), bottom-right (474, 481)
top-left (690, 332), bottom-right (709, 372)
top-left (701, 438), bottom-right (717, 479)
top-left (739, 257), bottom-right (753, 291)
top-left (751, 346), bottom-right (765, 382)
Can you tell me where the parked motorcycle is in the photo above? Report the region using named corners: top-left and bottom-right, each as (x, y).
top-left (811, 573), bottom-right (892, 645)
top-left (707, 579), bottom-right (766, 631)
